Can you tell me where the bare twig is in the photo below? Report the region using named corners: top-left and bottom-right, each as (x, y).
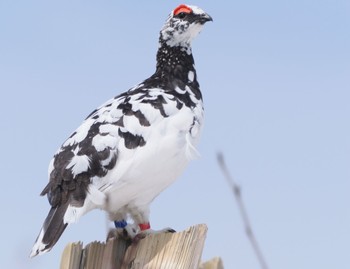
top-left (217, 152), bottom-right (269, 269)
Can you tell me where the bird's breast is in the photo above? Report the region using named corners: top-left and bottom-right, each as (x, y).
top-left (102, 99), bottom-right (204, 211)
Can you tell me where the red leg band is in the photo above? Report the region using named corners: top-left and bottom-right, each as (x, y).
top-left (139, 222), bottom-right (151, 231)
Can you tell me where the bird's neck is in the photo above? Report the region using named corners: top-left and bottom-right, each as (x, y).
top-left (141, 40), bottom-right (202, 106)
top-left (155, 40), bottom-right (197, 84)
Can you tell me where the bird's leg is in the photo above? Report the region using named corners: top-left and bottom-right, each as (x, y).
top-left (138, 222), bottom-right (151, 231)
top-left (129, 207), bottom-right (176, 242)
top-left (107, 211), bottom-right (137, 240)
top-left (114, 219), bottom-right (128, 233)
top-left (132, 222), bottom-right (176, 242)
top-left (138, 222), bottom-right (175, 233)
top-left (112, 219), bottom-right (138, 239)
top-left (133, 226), bottom-right (176, 243)
top-left (114, 219), bottom-right (128, 229)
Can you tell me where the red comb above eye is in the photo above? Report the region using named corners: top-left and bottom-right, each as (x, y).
top-left (173, 4), bottom-right (192, 16)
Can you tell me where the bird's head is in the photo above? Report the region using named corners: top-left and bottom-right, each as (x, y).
top-left (160, 4), bottom-right (212, 50)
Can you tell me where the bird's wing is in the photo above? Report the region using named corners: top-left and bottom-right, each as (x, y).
top-left (40, 93), bottom-right (132, 208)
top-left (40, 85), bottom-right (191, 208)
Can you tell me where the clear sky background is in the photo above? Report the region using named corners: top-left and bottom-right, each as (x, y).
top-left (1, 0), bottom-right (349, 268)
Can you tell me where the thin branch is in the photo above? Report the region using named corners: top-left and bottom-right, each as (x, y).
top-left (217, 152), bottom-right (269, 269)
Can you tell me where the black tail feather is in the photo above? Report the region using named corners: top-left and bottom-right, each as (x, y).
top-left (30, 202), bottom-right (69, 257)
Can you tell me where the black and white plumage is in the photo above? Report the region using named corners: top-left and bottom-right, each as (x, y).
top-left (30, 4), bottom-right (212, 257)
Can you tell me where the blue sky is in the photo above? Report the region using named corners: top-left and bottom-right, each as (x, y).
top-left (1, 0), bottom-right (349, 268)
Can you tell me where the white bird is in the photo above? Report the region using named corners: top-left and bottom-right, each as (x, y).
top-left (30, 4), bottom-right (212, 257)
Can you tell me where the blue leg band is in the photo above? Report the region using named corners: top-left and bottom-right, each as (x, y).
top-left (114, 219), bottom-right (128, 229)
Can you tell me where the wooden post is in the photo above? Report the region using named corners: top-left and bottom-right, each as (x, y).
top-left (60, 224), bottom-right (213, 269)
top-left (199, 257), bottom-right (224, 269)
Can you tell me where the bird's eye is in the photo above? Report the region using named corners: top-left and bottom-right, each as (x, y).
top-left (177, 12), bottom-right (187, 19)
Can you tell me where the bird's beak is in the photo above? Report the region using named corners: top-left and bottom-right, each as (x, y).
top-left (197, 13), bottom-right (213, 24)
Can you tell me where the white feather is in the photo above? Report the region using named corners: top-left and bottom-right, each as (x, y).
top-left (123, 115), bottom-right (147, 136)
top-left (87, 184), bottom-right (106, 206)
top-left (48, 158), bottom-right (54, 177)
top-left (30, 229), bottom-right (47, 257)
top-left (63, 118), bottom-right (95, 146)
top-left (188, 71), bottom-right (195, 82)
top-left (66, 153), bottom-right (90, 177)
top-left (92, 134), bottom-right (117, 152)
top-left (99, 124), bottom-right (119, 136)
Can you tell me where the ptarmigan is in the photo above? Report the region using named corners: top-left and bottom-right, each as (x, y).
top-left (30, 4), bottom-right (212, 257)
